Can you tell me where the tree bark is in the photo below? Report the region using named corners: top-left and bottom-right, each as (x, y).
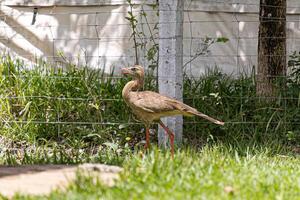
top-left (256, 0), bottom-right (287, 98)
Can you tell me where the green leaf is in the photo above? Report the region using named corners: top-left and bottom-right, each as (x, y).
top-left (119, 124), bottom-right (129, 129)
top-left (83, 133), bottom-right (101, 139)
top-left (19, 101), bottom-right (32, 117)
top-left (216, 37), bottom-right (229, 43)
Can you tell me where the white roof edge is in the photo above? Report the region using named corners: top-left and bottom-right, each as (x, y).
top-left (2, 0), bottom-right (157, 7)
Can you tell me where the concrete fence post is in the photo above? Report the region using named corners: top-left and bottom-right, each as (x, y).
top-left (158, 0), bottom-right (184, 147)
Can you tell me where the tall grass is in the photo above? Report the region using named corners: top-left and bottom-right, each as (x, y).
top-left (0, 55), bottom-right (299, 164)
top-left (183, 68), bottom-right (300, 149)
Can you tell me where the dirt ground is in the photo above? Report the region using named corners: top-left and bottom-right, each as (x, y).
top-left (0, 164), bottom-right (122, 198)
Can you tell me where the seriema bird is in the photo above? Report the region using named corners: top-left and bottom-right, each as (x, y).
top-left (121, 65), bottom-right (224, 157)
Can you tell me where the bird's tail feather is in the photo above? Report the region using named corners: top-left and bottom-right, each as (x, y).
top-left (194, 111), bottom-right (224, 126)
top-left (170, 99), bottom-right (225, 125)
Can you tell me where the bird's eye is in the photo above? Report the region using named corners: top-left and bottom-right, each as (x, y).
top-left (131, 67), bottom-right (137, 71)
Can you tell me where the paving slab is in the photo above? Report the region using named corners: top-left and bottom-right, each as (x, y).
top-left (0, 164), bottom-right (122, 198)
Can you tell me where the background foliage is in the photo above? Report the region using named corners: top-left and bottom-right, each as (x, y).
top-left (0, 53), bottom-right (299, 164)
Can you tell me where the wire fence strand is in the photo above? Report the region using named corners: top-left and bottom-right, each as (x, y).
top-left (0, 0), bottom-right (299, 132)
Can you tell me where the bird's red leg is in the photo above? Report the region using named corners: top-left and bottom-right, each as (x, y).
top-left (158, 120), bottom-right (175, 159)
top-left (144, 127), bottom-right (150, 149)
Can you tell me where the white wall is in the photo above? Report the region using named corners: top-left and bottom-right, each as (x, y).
top-left (0, 0), bottom-right (300, 76)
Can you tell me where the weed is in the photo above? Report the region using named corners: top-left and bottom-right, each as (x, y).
top-left (0, 55), bottom-right (299, 164)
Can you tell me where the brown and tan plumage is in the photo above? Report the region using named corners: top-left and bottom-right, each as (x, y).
top-left (121, 65), bottom-right (224, 157)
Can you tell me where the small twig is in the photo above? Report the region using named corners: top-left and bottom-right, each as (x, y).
top-left (127, 0), bottom-right (139, 65)
top-left (183, 40), bottom-right (214, 68)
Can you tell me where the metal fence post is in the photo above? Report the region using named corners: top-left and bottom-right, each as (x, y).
top-left (158, 0), bottom-right (183, 147)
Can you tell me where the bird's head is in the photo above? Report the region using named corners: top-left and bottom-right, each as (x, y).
top-left (121, 65), bottom-right (144, 80)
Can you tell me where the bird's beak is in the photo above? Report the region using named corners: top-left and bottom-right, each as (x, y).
top-left (121, 68), bottom-right (131, 75)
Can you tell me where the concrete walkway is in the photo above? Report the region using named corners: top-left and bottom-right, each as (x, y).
top-left (0, 164), bottom-right (122, 198)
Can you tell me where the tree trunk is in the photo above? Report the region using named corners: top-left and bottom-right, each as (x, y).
top-left (256, 0), bottom-right (287, 98)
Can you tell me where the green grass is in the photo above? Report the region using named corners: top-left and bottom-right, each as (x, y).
top-left (10, 145), bottom-right (300, 200)
top-left (0, 55), bottom-right (299, 199)
top-left (0, 55), bottom-right (299, 165)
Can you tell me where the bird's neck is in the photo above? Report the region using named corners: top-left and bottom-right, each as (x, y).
top-left (122, 78), bottom-right (144, 99)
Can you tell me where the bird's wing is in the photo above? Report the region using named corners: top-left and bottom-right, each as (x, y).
top-left (131, 91), bottom-right (195, 115)
top-left (128, 91), bottom-right (224, 125)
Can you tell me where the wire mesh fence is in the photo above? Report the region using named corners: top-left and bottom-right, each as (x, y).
top-left (0, 0), bottom-right (299, 149)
